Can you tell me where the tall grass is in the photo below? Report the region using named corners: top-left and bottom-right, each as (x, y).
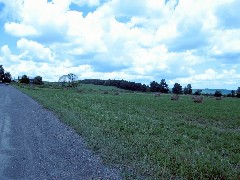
top-left (16, 85), bottom-right (240, 179)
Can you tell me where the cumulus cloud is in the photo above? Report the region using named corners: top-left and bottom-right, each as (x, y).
top-left (71, 0), bottom-right (100, 7)
top-left (0, 0), bottom-right (240, 89)
top-left (17, 38), bottom-right (55, 62)
top-left (216, 0), bottom-right (240, 29)
top-left (0, 45), bottom-right (19, 67)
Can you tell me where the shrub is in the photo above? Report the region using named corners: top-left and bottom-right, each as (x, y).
top-left (194, 89), bottom-right (202, 95)
top-left (192, 95), bottom-right (203, 103)
top-left (33, 76), bottom-right (43, 85)
top-left (19, 75), bottom-right (30, 84)
top-left (214, 90), bottom-right (222, 97)
top-left (171, 94), bottom-right (179, 100)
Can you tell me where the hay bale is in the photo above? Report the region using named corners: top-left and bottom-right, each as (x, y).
top-left (192, 95), bottom-right (203, 103)
top-left (114, 92), bottom-right (119, 95)
top-left (154, 93), bottom-right (161, 97)
top-left (216, 97), bottom-right (221, 100)
top-left (171, 94), bottom-right (179, 100)
top-left (76, 89), bottom-right (83, 93)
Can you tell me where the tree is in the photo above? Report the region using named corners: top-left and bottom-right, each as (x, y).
top-left (183, 84), bottom-right (192, 95)
top-left (3, 72), bottom-right (12, 83)
top-left (59, 75), bottom-right (68, 87)
top-left (236, 87), bottom-right (240, 98)
top-left (150, 81), bottom-right (160, 92)
top-left (231, 90), bottom-right (235, 97)
top-left (159, 79), bottom-right (169, 93)
top-left (33, 76), bottom-right (43, 85)
top-left (19, 75), bottom-right (30, 84)
top-left (172, 83), bottom-right (183, 94)
top-left (67, 73), bottom-right (78, 87)
top-left (214, 90), bottom-right (222, 97)
top-left (0, 65), bottom-right (5, 82)
top-left (194, 89), bottom-right (202, 95)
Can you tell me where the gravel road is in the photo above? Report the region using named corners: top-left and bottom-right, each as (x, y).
top-left (0, 84), bottom-right (121, 180)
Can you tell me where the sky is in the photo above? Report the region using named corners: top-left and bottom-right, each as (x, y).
top-left (0, 0), bottom-right (240, 89)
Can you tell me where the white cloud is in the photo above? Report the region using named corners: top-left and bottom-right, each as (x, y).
top-left (1, 0), bottom-right (240, 89)
top-left (169, 68), bottom-right (240, 89)
top-left (210, 29), bottom-right (240, 56)
top-left (71, 0), bottom-right (100, 7)
top-left (0, 45), bottom-right (19, 65)
top-left (4, 22), bottom-right (38, 37)
top-left (0, 0), bottom-right (23, 21)
top-left (17, 38), bottom-right (55, 62)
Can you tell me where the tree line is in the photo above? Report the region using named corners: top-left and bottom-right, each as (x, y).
top-left (0, 65), bottom-right (43, 85)
top-left (79, 79), bottom-right (148, 92)
top-left (79, 78), bottom-right (240, 98)
top-left (1, 63), bottom-right (240, 98)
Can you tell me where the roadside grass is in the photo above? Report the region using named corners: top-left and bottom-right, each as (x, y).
top-left (15, 84), bottom-right (240, 179)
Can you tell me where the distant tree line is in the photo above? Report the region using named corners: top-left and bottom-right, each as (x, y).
top-left (18, 75), bottom-right (44, 85)
top-left (79, 79), bottom-right (148, 92)
top-left (79, 78), bottom-right (240, 97)
top-left (150, 80), bottom-right (193, 95)
top-left (2, 63), bottom-right (240, 98)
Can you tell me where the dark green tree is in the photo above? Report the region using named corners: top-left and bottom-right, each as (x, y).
top-left (194, 89), bottom-right (202, 95)
top-left (172, 83), bottom-right (183, 94)
top-left (214, 90), bottom-right (222, 97)
top-left (150, 81), bottom-right (160, 92)
top-left (33, 76), bottom-right (43, 85)
top-left (0, 65), bottom-right (5, 82)
top-left (231, 90), bottom-right (235, 97)
top-left (3, 72), bottom-right (12, 83)
top-left (236, 87), bottom-right (240, 98)
top-left (183, 84), bottom-right (192, 95)
top-left (19, 75), bottom-right (30, 84)
top-left (159, 79), bottom-right (169, 93)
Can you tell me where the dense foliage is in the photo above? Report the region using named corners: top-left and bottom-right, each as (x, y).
top-left (0, 65), bottom-right (12, 83)
top-left (79, 79), bottom-right (148, 92)
top-left (236, 87), bottom-right (240, 98)
top-left (194, 89), bottom-right (202, 95)
top-left (183, 84), bottom-right (192, 94)
top-left (214, 90), bottom-right (222, 97)
top-left (172, 83), bottom-right (183, 94)
top-left (19, 75), bottom-right (30, 84)
top-left (33, 76), bottom-right (43, 85)
top-left (150, 79), bottom-right (169, 93)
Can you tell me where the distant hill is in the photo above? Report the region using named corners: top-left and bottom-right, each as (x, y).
top-left (193, 89), bottom-right (233, 95)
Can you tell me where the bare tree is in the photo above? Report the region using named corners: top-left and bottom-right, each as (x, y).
top-left (67, 73), bottom-right (78, 87)
top-left (59, 75), bottom-right (68, 87)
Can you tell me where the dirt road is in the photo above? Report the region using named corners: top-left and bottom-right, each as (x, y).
top-left (0, 84), bottom-right (121, 180)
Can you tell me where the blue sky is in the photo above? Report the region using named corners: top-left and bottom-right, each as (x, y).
top-left (0, 0), bottom-right (240, 89)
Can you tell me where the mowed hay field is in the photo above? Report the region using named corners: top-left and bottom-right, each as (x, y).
top-left (16, 84), bottom-right (240, 179)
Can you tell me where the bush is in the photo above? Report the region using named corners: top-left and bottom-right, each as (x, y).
top-left (214, 90), bottom-right (222, 97)
top-left (33, 76), bottom-right (44, 85)
top-left (236, 87), bottom-right (240, 98)
top-left (194, 89), bottom-right (202, 95)
top-left (19, 75), bottom-right (30, 84)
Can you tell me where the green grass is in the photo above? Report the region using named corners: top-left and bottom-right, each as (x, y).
top-left (15, 84), bottom-right (240, 179)
top-left (76, 83), bottom-right (128, 92)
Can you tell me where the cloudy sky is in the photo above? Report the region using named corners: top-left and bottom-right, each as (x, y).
top-left (0, 0), bottom-right (240, 89)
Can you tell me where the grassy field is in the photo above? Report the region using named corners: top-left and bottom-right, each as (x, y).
top-left (15, 84), bottom-right (240, 179)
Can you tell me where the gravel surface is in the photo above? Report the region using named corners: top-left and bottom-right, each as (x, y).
top-left (0, 84), bottom-right (121, 180)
